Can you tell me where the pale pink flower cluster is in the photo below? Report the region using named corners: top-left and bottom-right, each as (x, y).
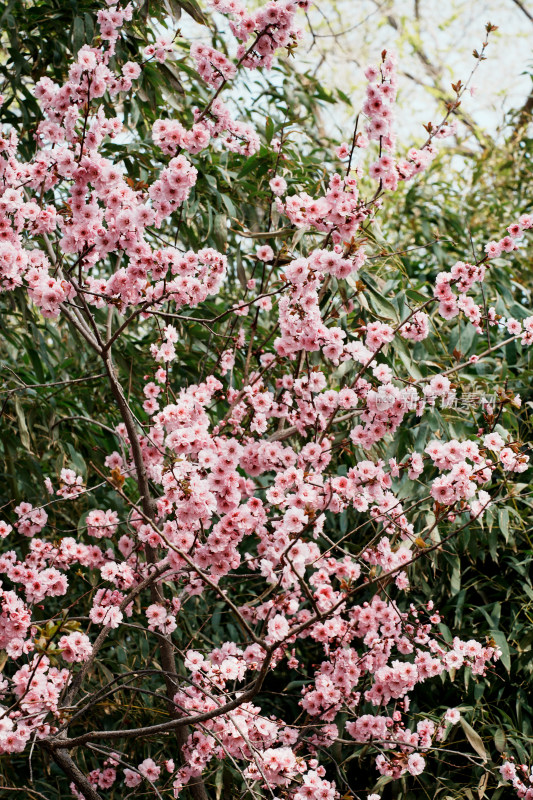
top-left (426, 435), bottom-right (529, 508)
top-left (349, 380), bottom-right (412, 450)
top-left (97, 2), bottom-right (133, 51)
top-left (196, 97), bottom-right (261, 156)
top-left (171, 667), bottom-right (336, 799)
top-left (190, 42), bottom-right (237, 88)
top-left (146, 603), bottom-right (177, 634)
top-left (300, 597), bottom-right (498, 780)
top-left (484, 213), bottom-right (532, 259)
top-left (364, 53), bottom-right (439, 189)
top-left (138, 247), bottom-right (227, 320)
top-left (214, 0), bottom-right (308, 71)
top-left (148, 155), bottom-right (198, 224)
top-left (58, 631), bottom-right (93, 663)
top-left (69, 750), bottom-right (162, 795)
top-left (56, 468), bottom-right (84, 498)
top-left (144, 35), bottom-right (175, 64)
top-left (363, 52), bottom-right (397, 151)
top-left (0, 585), bottom-right (32, 657)
top-left (400, 310), bottom-right (430, 341)
top-left (0, 0), bottom-right (530, 794)
top-left (279, 52), bottom-right (445, 240)
top-left (426, 438), bottom-right (492, 507)
top-left (86, 508), bottom-right (119, 539)
top-left (14, 502), bottom-right (47, 537)
top-left (434, 261), bottom-right (487, 326)
top-left (0, 9), bottom-right (235, 323)
top-left (275, 248), bottom-right (365, 360)
top-left (152, 118), bottom-right (211, 155)
top-left (0, 655), bottom-right (70, 754)
top-left (500, 760), bottom-right (533, 799)
top-left (434, 217), bottom-right (533, 330)
top-left (278, 173), bottom-right (368, 244)
top-left (270, 175), bottom-right (287, 195)
top-left (219, 348), bottom-right (236, 375)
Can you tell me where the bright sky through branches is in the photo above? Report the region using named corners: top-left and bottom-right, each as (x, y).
top-left (294, 0), bottom-right (533, 142)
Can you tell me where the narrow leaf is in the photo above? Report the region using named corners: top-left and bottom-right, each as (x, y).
top-left (460, 718), bottom-right (488, 762)
top-left (14, 398), bottom-right (31, 451)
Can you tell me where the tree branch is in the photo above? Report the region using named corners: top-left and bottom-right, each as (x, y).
top-left (46, 747), bottom-right (103, 800)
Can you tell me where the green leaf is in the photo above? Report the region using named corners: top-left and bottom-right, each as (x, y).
top-left (358, 274), bottom-right (399, 322)
top-left (283, 680), bottom-right (308, 692)
top-left (213, 212), bottom-right (227, 251)
top-left (498, 507), bottom-right (509, 542)
top-left (72, 16), bottom-right (85, 54)
top-left (494, 728), bottom-right (506, 752)
top-left (159, 62), bottom-right (185, 94)
top-left (265, 116), bottom-right (274, 144)
top-left (238, 154), bottom-right (260, 179)
top-left (394, 337), bottom-right (424, 380)
top-left (236, 247), bottom-right (247, 290)
top-left (336, 88), bottom-right (352, 106)
top-left (163, 0), bottom-right (182, 21)
top-left (14, 398), bottom-right (31, 451)
top-left (176, 0), bottom-right (208, 25)
top-left (220, 193), bottom-right (236, 218)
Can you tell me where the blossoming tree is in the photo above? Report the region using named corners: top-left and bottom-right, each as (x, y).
top-left (0, 1), bottom-right (531, 799)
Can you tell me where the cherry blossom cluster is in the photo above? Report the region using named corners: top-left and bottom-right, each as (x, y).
top-left (335, 51), bottom-right (453, 193)
top-left (0, 585), bottom-right (32, 656)
top-left (346, 705), bottom-right (463, 780)
top-left (190, 42), bottom-right (237, 88)
top-left (435, 215), bottom-right (533, 329)
top-left (500, 760), bottom-right (533, 800)
top-left (153, 101), bottom-right (260, 160)
top-left (0, 655), bottom-right (70, 754)
top-left (0, 0), bottom-right (529, 797)
top-left (363, 52), bottom-right (397, 151)
top-left (278, 173), bottom-right (368, 244)
top-left (0, 5), bottom-right (238, 321)
top-left (300, 597), bottom-right (497, 738)
top-left (152, 118), bottom-right (211, 155)
top-left (275, 250), bottom-right (360, 359)
top-left (148, 155), bottom-right (198, 224)
top-left (197, 97), bottom-right (261, 156)
top-left (209, 0), bottom-right (310, 71)
top-left (68, 752), bottom-right (176, 796)
top-left (400, 309), bottom-right (430, 341)
top-left (279, 52), bottom-right (454, 241)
